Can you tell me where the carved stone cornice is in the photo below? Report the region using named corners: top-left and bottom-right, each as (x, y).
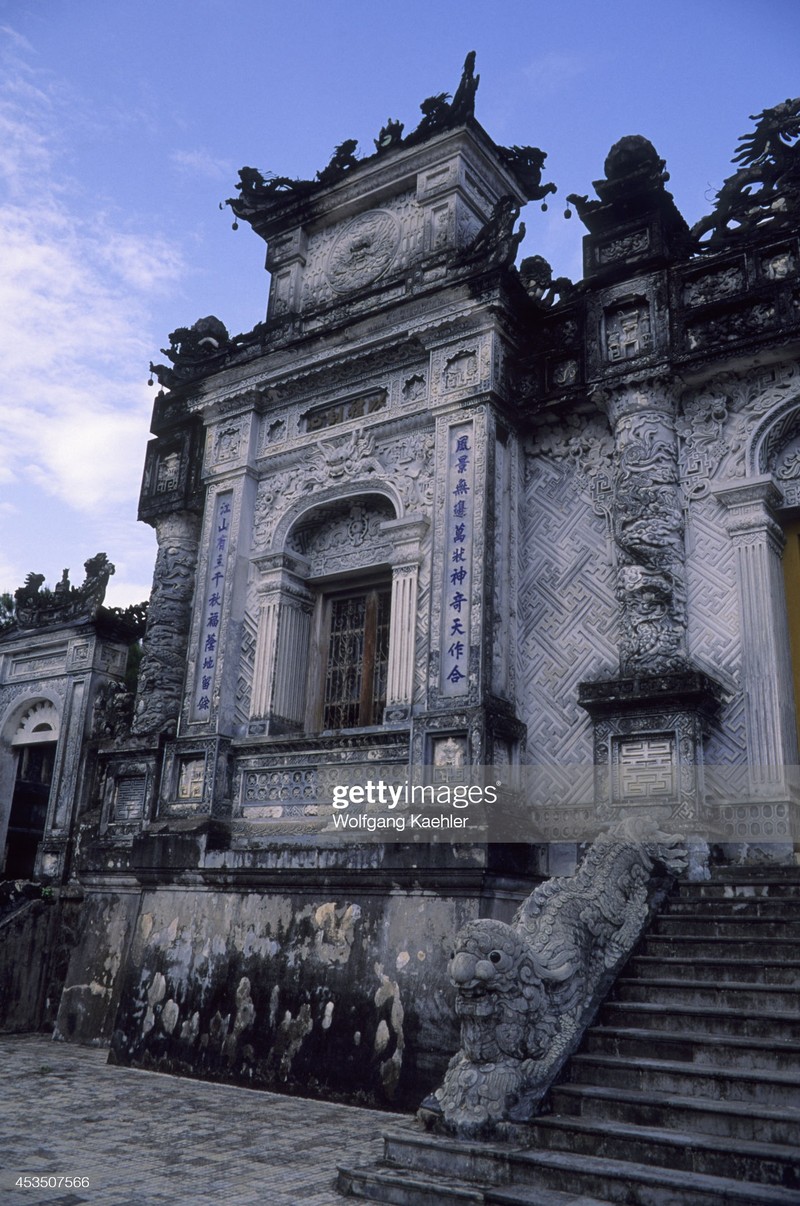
top-left (592, 372), bottom-right (680, 425)
top-left (712, 475), bottom-right (786, 552)
top-left (379, 515), bottom-right (430, 568)
top-left (252, 555), bottom-right (314, 604)
top-left (251, 551), bottom-right (311, 579)
top-left (578, 669), bottom-right (722, 719)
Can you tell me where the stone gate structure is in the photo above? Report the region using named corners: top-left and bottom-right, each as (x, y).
top-left (1, 61), bottom-right (798, 1111)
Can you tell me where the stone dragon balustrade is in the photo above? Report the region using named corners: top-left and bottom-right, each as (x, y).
top-left (420, 822), bottom-right (686, 1138)
top-left (6, 553), bottom-right (117, 630)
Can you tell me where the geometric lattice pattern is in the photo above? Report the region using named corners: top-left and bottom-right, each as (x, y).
top-left (685, 495), bottom-right (747, 765)
top-left (520, 455), bottom-right (618, 804)
top-left (234, 612), bottom-right (258, 728)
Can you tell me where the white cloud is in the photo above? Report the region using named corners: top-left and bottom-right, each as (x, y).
top-left (0, 25), bottom-right (35, 54)
top-left (0, 32), bottom-right (185, 519)
top-left (0, 28), bottom-right (191, 606)
top-left (171, 147), bottom-right (232, 181)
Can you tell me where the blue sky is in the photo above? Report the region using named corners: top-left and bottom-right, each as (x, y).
top-left (0, 0), bottom-right (797, 606)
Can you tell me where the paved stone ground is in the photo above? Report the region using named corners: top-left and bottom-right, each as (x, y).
top-left (0, 1033), bottom-right (409, 1205)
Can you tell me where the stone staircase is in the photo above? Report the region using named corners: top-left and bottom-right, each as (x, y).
top-left (336, 866), bottom-right (800, 1205)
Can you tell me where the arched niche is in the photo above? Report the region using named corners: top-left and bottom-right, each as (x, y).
top-left (1, 696), bottom-right (62, 879)
top-left (269, 482), bottom-right (403, 560)
top-left (715, 394), bottom-right (800, 801)
top-left (10, 699), bottom-right (61, 745)
top-left (249, 489), bottom-right (427, 735)
top-left (747, 393), bottom-right (800, 489)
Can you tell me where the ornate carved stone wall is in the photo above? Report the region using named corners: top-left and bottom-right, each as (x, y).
top-left (677, 358), bottom-right (800, 792)
top-left (132, 512), bottom-right (201, 736)
top-left (599, 380), bottom-right (688, 675)
top-left (519, 426), bottom-right (618, 806)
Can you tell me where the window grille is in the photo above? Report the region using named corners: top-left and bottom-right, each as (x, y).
top-left (323, 587), bottom-right (390, 729)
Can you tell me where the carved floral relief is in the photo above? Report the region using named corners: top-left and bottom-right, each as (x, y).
top-left (252, 428), bottom-right (435, 552)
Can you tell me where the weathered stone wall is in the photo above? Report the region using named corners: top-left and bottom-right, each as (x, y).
top-left (0, 892), bottom-right (82, 1033)
top-left (54, 889), bottom-right (140, 1044)
top-left (108, 885), bottom-right (473, 1109)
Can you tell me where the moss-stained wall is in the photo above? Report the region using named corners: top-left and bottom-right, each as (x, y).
top-left (54, 889), bottom-right (140, 1044)
top-left (108, 886), bottom-right (470, 1109)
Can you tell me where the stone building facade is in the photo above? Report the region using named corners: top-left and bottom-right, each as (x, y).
top-left (1, 63), bottom-right (798, 1110)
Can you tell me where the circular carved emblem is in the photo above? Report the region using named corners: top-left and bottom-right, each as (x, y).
top-left (326, 209), bottom-right (400, 293)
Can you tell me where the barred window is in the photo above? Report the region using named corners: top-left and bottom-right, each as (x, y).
top-left (322, 586), bottom-right (390, 729)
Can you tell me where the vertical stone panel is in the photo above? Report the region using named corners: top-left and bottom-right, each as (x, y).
top-left (251, 595), bottom-right (280, 718)
top-left (272, 599), bottom-right (312, 725)
top-left (387, 565), bottom-right (418, 707)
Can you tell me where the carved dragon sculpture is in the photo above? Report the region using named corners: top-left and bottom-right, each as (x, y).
top-left (420, 821), bottom-right (686, 1137)
top-left (11, 556), bottom-right (115, 630)
top-left (692, 97), bottom-right (800, 250)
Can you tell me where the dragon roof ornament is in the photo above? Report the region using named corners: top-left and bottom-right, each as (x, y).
top-left (1, 555), bottom-right (147, 636)
top-left (224, 53), bottom-right (555, 232)
top-left (692, 97), bottom-right (800, 252)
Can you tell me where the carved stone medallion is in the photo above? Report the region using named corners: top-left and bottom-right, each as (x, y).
top-left (326, 209), bottom-right (400, 293)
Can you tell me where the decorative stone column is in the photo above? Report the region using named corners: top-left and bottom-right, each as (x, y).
top-left (381, 516), bottom-right (428, 722)
top-left (599, 377), bottom-right (687, 673)
top-left (133, 511), bottom-right (202, 736)
top-left (713, 477), bottom-right (799, 800)
top-left (580, 378), bottom-right (722, 833)
top-left (249, 553), bottom-right (313, 735)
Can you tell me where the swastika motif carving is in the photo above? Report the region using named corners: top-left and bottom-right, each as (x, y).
top-left (519, 452), bottom-right (618, 804)
top-left (234, 612), bottom-right (258, 729)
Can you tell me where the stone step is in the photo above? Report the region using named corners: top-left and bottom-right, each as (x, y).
top-left (613, 976), bottom-right (800, 1013)
top-left (336, 1161), bottom-right (486, 1205)
top-left (339, 1136), bottom-right (615, 1206)
top-left (627, 955), bottom-right (800, 986)
top-left (550, 1081), bottom-right (800, 1145)
top-left (348, 1146), bottom-right (800, 1206)
top-left (643, 933), bottom-right (800, 959)
top-left (567, 1052), bottom-right (800, 1108)
top-left (600, 999), bottom-right (800, 1041)
top-left (487, 1186), bottom-right (798, 1206)
top-left (486, 1164), bottom-right (800, 1206)
top-left (666, 897), bottom-right (799, 917)
top-left (701, 866), bottom-right (800, 881)
top-left (529, 1114), bottom-right (800, 1189)
top-left (376, 1130), bottom-right (800, 1205)
top-left (583, 1025), bottom-right (800, 1074)
top-left (484, 1186), bottom-right (614, 1206)
top-left (678, 879), bottom-right (800, 899)
top-left (654, 914), bottom-right (800, 937)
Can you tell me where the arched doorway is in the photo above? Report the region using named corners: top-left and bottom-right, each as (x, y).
top-left (4, 701), bottom-right (60, 879)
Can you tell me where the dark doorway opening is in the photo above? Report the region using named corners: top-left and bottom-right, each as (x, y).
top-left (4, 741), bottom-right (56, 879)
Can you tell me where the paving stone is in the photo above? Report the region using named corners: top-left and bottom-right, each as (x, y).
top-left (0, 1033), bottom-right (408, 1204)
